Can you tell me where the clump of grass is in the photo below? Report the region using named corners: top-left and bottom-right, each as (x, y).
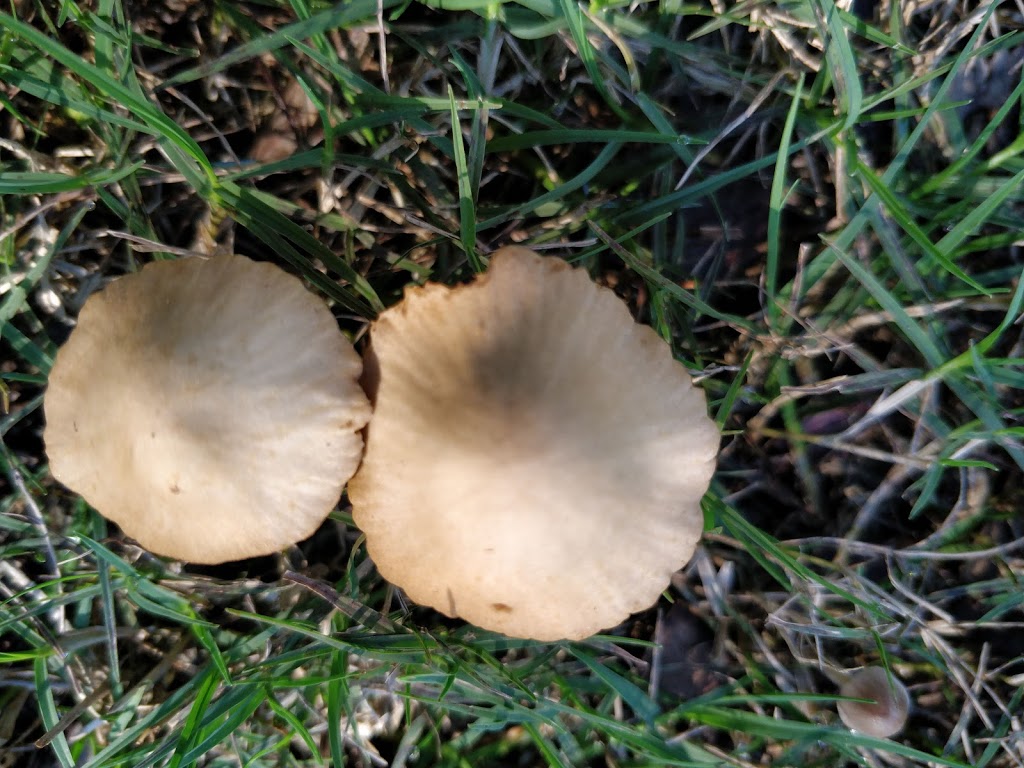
top-left (2, 1), bottom-right (1023, 766)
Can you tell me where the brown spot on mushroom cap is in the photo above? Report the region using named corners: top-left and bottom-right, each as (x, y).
top-left (348, 246), bottom-right (719, 641)
top-left (837, 666), bottom-right (911, 739)
top-left (44, 254), bottom-right (372, 564)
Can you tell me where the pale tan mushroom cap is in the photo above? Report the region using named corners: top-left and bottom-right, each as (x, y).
top-left (349, 246), bottom-right (719, 641)
top-left (837, 666), bottom-right (911, 738)
top-left (44, 254), bottom-right (371, 564)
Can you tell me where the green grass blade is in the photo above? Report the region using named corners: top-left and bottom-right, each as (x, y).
top-left (766, 74), bottom-right (804, 328)
top-left (158, 0), bottom-right (400, 89)
top-left (935, 167), bottom-right (1024, 257)
top-left (0, 163), bottom-right (143, 194)
top-left (177, 687), bottom-right (265, 765)
top-left (854, 156), bottom-right (988, 294)
top-left (449, 86), bottom-right (482, 270)
top-left (0, 12), bottom-right (212, 176)
top-left (827, 244), bottom-right (947, 367)
top-left (167, 669), bottom-right (219, 768)
top-left (326, 651), bottom-right (349, 768)
top-left (34, 657), bottom-right (76, 768)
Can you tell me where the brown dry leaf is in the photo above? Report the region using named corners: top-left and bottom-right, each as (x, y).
top-left (249, 79), bottom-right (322, 163)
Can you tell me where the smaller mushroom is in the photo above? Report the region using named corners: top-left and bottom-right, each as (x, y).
top-left (837, 666), bottom-right (910, 739)
top-left (44, 254), bottom-right (372, 564)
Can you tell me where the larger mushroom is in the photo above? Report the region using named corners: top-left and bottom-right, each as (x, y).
top-left (348, 246), bottom-right (719, 641)
top-left (44, 254), bottom-right (371, 564)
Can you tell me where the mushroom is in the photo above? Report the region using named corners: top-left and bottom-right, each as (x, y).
top-left (44, 254), bottom-right (371, 564)
top-left (348, 246), bottom-right (719, 641)
top-left (837, 666), bottom-right (911, 738)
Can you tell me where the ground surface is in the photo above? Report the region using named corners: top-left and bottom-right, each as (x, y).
top-left (1, 1), bottom-right (1024, 767)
